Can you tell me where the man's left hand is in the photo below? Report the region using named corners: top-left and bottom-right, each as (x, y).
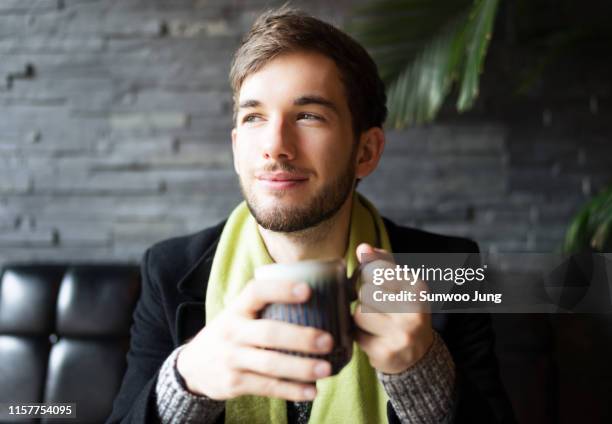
top-left (353, 243), bottom-right (434, 375)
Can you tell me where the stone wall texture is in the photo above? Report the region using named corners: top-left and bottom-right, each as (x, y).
top-left (1, 0), bottom-right (611, 266)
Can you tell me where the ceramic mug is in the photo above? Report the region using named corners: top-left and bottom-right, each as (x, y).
top-left (255, 259), bottom-right (360, 376)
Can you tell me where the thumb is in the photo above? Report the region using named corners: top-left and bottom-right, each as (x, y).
top-left (356, 243), bottom-right (394, 264)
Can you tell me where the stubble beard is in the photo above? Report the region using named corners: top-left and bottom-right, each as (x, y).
top-left (240, 151), bottom-right (357, 233)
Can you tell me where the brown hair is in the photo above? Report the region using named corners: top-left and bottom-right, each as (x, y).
top-left (229, 6), bottom-right (387, 137)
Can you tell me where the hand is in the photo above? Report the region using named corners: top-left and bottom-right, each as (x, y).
top-left (353, 243), bottom-right (434, 374)
top-left (176, 279), bottom-right (334, 401)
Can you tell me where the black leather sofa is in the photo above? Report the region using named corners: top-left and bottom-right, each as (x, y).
top-left (3, 263), bottom-right (607, 424)
top-left (0, 265), bottom-right (140, 424)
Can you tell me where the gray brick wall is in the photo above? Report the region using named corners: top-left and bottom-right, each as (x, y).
top-left (1, 0), bottom-right (611, 265)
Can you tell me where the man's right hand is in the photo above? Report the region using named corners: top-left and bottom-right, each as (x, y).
top-left (176, 279), bottom-right (334, 402)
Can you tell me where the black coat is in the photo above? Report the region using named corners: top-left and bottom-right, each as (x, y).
top-left (106, 218), bottom-right (516, 423)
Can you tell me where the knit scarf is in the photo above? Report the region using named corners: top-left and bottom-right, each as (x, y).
top-left (206, 192), bottom-right (392, 423)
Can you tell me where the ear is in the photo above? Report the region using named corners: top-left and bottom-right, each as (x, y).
top-left (355, 127), bottom-right (385, 179)
top-left (231, 128), bottom-right (240, 175)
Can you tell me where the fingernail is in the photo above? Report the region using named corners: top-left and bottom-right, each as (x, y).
top-left (314, 362), bottom-right (330, 378)
top-left (316, 334), bottom-right (332, 350)
top-left (292, 283), bottom-right (309, 298)
top-left (303, 387), bottom-right (316, 399)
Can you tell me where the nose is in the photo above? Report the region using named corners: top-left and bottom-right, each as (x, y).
top-left (262, 115), bottom-right (296, 161)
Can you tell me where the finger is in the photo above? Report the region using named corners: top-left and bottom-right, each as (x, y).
top-left (230, 347), bottom-right (331, 382)
top-left (356, 298), bottom-right (430, 329)
top-left (236, 319), bottom-right (334, 354)
top-left (372, 248), bottom-right (394, 263)
top-left (353, 308), bottom-right (392, 336)
top-left (360, 283), bottom-right (429, 314)
top-left (356, 243), bottom-right (394, 264)
top-left (359, 287), bottom-right (424, 315)
top-left (232, 279), bottom-right (310, 317)
top-left (356, 294), bottom-right (389, 313)
top-left (356, 243), bottom-right (375, 261)
top-left (233, 372), bottom-right (318, 401)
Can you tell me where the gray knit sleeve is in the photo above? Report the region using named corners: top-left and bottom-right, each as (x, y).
top-left (155, 346), bottom-right (225, 424)
top-left (377, 331), bottom-right (456, 424)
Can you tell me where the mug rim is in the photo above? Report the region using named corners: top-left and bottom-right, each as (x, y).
top-left (254, 258), bottom-right (346, 282)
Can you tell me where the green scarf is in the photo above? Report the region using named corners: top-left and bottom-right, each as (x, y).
top-left (206, 192), bottom-right (392, 423)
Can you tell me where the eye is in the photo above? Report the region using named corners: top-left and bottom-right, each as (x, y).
top-left (297, 112), bottom-right (322, 121)
top-left (242, 114), bottom-right (263, 123)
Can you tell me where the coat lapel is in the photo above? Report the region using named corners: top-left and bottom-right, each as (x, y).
top-left (175, 225), bottom-right (223, 345)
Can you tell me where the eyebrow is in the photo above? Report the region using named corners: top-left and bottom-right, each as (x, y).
top-left (238, 95), bottom-right (339, 115)
top-left (239, 99), bottom-right (261, 109)
top-left (293, 95), bottom-right (339, 114)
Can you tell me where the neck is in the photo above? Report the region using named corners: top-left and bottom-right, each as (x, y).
top-left (258, 194), bottom-right (354, 263)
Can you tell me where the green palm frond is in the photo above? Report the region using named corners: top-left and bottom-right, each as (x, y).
top-left (563, 186), bottom-right (612, 253)
top-left (348, 0), bottom-right (499, 128)
top-left (457, 0), bottom-right (498, 109)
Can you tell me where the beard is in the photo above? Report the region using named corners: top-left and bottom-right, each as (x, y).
top-left (239, 152), bottom-right (356, 233)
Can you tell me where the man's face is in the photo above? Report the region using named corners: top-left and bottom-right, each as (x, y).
top-left (232, 51), bottom-right (358, 232)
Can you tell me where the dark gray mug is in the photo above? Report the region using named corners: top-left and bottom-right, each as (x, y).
top-left (255, 259), bottom-right (359, 376)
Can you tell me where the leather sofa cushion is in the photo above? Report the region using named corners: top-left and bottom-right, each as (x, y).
top-left (0, 265), bottom-right (140, 423)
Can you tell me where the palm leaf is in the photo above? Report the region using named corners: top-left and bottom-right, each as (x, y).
top-left (348, 0), bottom-right (499, 128)
top-left (563, 186), bottom-right (612, 253)
top-left (457, 0), bottom-right (498, 109)
top-left (591, 217), bottom-right (612, 251)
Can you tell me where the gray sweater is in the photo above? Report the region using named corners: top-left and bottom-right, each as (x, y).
top-left (155, 331), bottom-right (455, 423)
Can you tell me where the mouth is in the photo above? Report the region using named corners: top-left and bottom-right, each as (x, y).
top-left (256, 172), bottom-right (309, 190)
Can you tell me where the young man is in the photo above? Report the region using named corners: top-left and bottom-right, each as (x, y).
top-left (107, 7), bottom-right (515, 424)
